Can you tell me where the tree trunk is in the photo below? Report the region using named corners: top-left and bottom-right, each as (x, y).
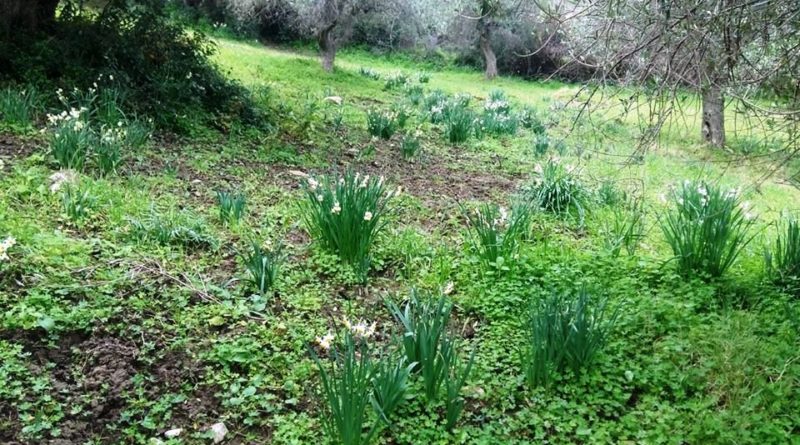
top-left (1, 0), bottom-right (60, 36)
top-left (318, 24), bottom-right (336, 72)
top-left (478, 24), bottom-right (497, 80)
top-left (701, 85), bottom-right (725, 147)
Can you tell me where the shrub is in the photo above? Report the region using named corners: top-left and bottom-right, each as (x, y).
top-left (462, 201), bottom-right (532, 273)
top-left (659, 181), bottom-right (755, 278)
top-left (417, 71), bottom-right (431, 83)
top-left (602, 199), bottom-right (645, 258)
top-left (217, 190), bottom-right (247, 225)
top-left (384, 72), bottom-right (409, 90)
top-left (0, 86), bottom-right (42, 129)
top-left (400, 131), bottom-right (422, 160)
top-left (242, 241), bottom-right (283, 295)
top-left (359, 67), bottom-right (382, 80)
top-left (525, 159), bottom-right (588, 223)
top-left (299, 171), bottom-right (396, 280)
top-left (765, 215), bottom-right (800, 288)
top-left (520, 288), bottom-right (619, 389)
top-left (366, 108), bottom-right (399, 139)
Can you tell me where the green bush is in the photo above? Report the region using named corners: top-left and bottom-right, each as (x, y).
top-left (366, 109), bottom-right (399, 139)
top-left (765, 215), bottom-right (800, 289)
top-left (520, 288), bottom-right (619, 389)
top-left (299, 171), bottom-right (396, 281)
top-left (518, 106), bottom-right (545, 134)
top-left (463, 201), bottom-right (532, 273)
top-left (1, 2), bottom-right (261, 132)
top-left (660, 181), bottom-right (755, 278)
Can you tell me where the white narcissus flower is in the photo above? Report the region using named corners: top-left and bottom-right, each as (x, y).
top-left (344, 318), bottom-right (376, 339)
top-left (331, 201), bottom-right (341, 215)
top-left (0, 236), bottom-right (16, 261)
top-left (315, 332), bottom-right (335, 351)
top-left (363, 211), bottom-right (373, 221)
top-left (307, 177), bottom-right (319, 191)
top-left (443, 281), bottom-right (455, 295)
top-left (49, 170), bottom-right (78, 194)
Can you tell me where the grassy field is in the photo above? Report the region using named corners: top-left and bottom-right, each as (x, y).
top-left (1, 36), bottom-right (799, 445)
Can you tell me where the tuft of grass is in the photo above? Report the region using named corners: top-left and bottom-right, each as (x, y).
top-left (602, 198), bottom-right (645, 257)
top-left (443, 104), bottom-right (474, 144)
top-left (128, 209), bottom-right (218, 250)
top-left (358, 67), bottom-right (381, 80)
top-left (383, 72), bottom-right (409, 90)
top-left (60, 184), bottom-right (95, 224)
top-left (659, 181), bottom-right (755, 278)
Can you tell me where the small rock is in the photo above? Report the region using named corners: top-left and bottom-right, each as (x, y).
top-left (288, 170), bottom-right (308, 178)
top-left (324, 96), bottom-right (343, 105)
top-left (164, 428), bottom-right (183, 438)
top-left (210, 422), bottom-right (228, 443)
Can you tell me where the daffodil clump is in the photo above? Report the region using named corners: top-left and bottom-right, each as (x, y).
top-left (463, 202), bottom-right (533, 274)
top-left (525, 157), bottom-right (588, 224)
top-left (365, 108), bottom-right (400, 139)
top-left (660, 180), bottom-right (756, 278)
top-left (45, 82), bottom-right (151, 174)
top-left (299, 170), bottom-right (398, 281)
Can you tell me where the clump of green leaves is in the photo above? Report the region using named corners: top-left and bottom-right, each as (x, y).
top-left (443, 104), bottom-right (474, 144)
top-left (384, 72), bottom-right (409, 90)
top-left (241, 241), bottom-right (283, 295)
top-left (217, 190), bottom-right (247, 225)
top-left (602, 199), bottom-right (645, 258)
top-left (129, 209), bottom-right (217, 250)
top-left (0, 86), bottom-right (43, 129)
top-left (366, 108), bottom-right (399, 139)
top-left (518, 105), bottom-right (545, 134)
top-left (48, 108), bottom-right (93, 170)
top-left (313, 332), bottom-right (411, 445)
top-left (359, 67), bottom-right (382, 80)
top-left (532, 133), bottom-right (549, 157)
top-left (386, 291), bottom-right (475, 429)
top-left (400, 131), bottom-right (422, 160)
top-left (417, 71), bottom-right (431, 83)
top-left (660, 181), bottom-right (755, 278)
top-left (299, 171), bottom-right (396, 281)
top-left (405, 85), bottom-right (424, 105)
top-left (60, 184), bottom-right (95, 223)
top-left (525, 159), bottom-right (588, 223)
top-left (765, 215), bottom-right (800, 289)
top-left (462, 201), bottom-right (532, 274)
top-left (521, 288), bottom-right (619, 389)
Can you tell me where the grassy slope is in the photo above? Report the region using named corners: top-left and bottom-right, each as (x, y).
top-left (0, 37), bottom-right (798, 444)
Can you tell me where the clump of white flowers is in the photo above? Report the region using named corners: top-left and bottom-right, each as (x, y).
top-left (0, 236), bottom-right (16, 261)
top-left (49, 170), bottom-right (78, 193)
top-left (315, 332), bottom-right (335, 351)
top-left (343, 318), bottom-right (377, 340)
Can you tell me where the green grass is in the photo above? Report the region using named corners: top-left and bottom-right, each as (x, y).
top-left (0, 35), bottom-right (798, 445)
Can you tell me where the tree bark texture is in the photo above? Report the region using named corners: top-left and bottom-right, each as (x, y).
top-left (478, 21), bottom-right (497, 80)
top-left (701, 85), bottom-right (725, 147)
top-left (318, 23), bottom-right (336, 72)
